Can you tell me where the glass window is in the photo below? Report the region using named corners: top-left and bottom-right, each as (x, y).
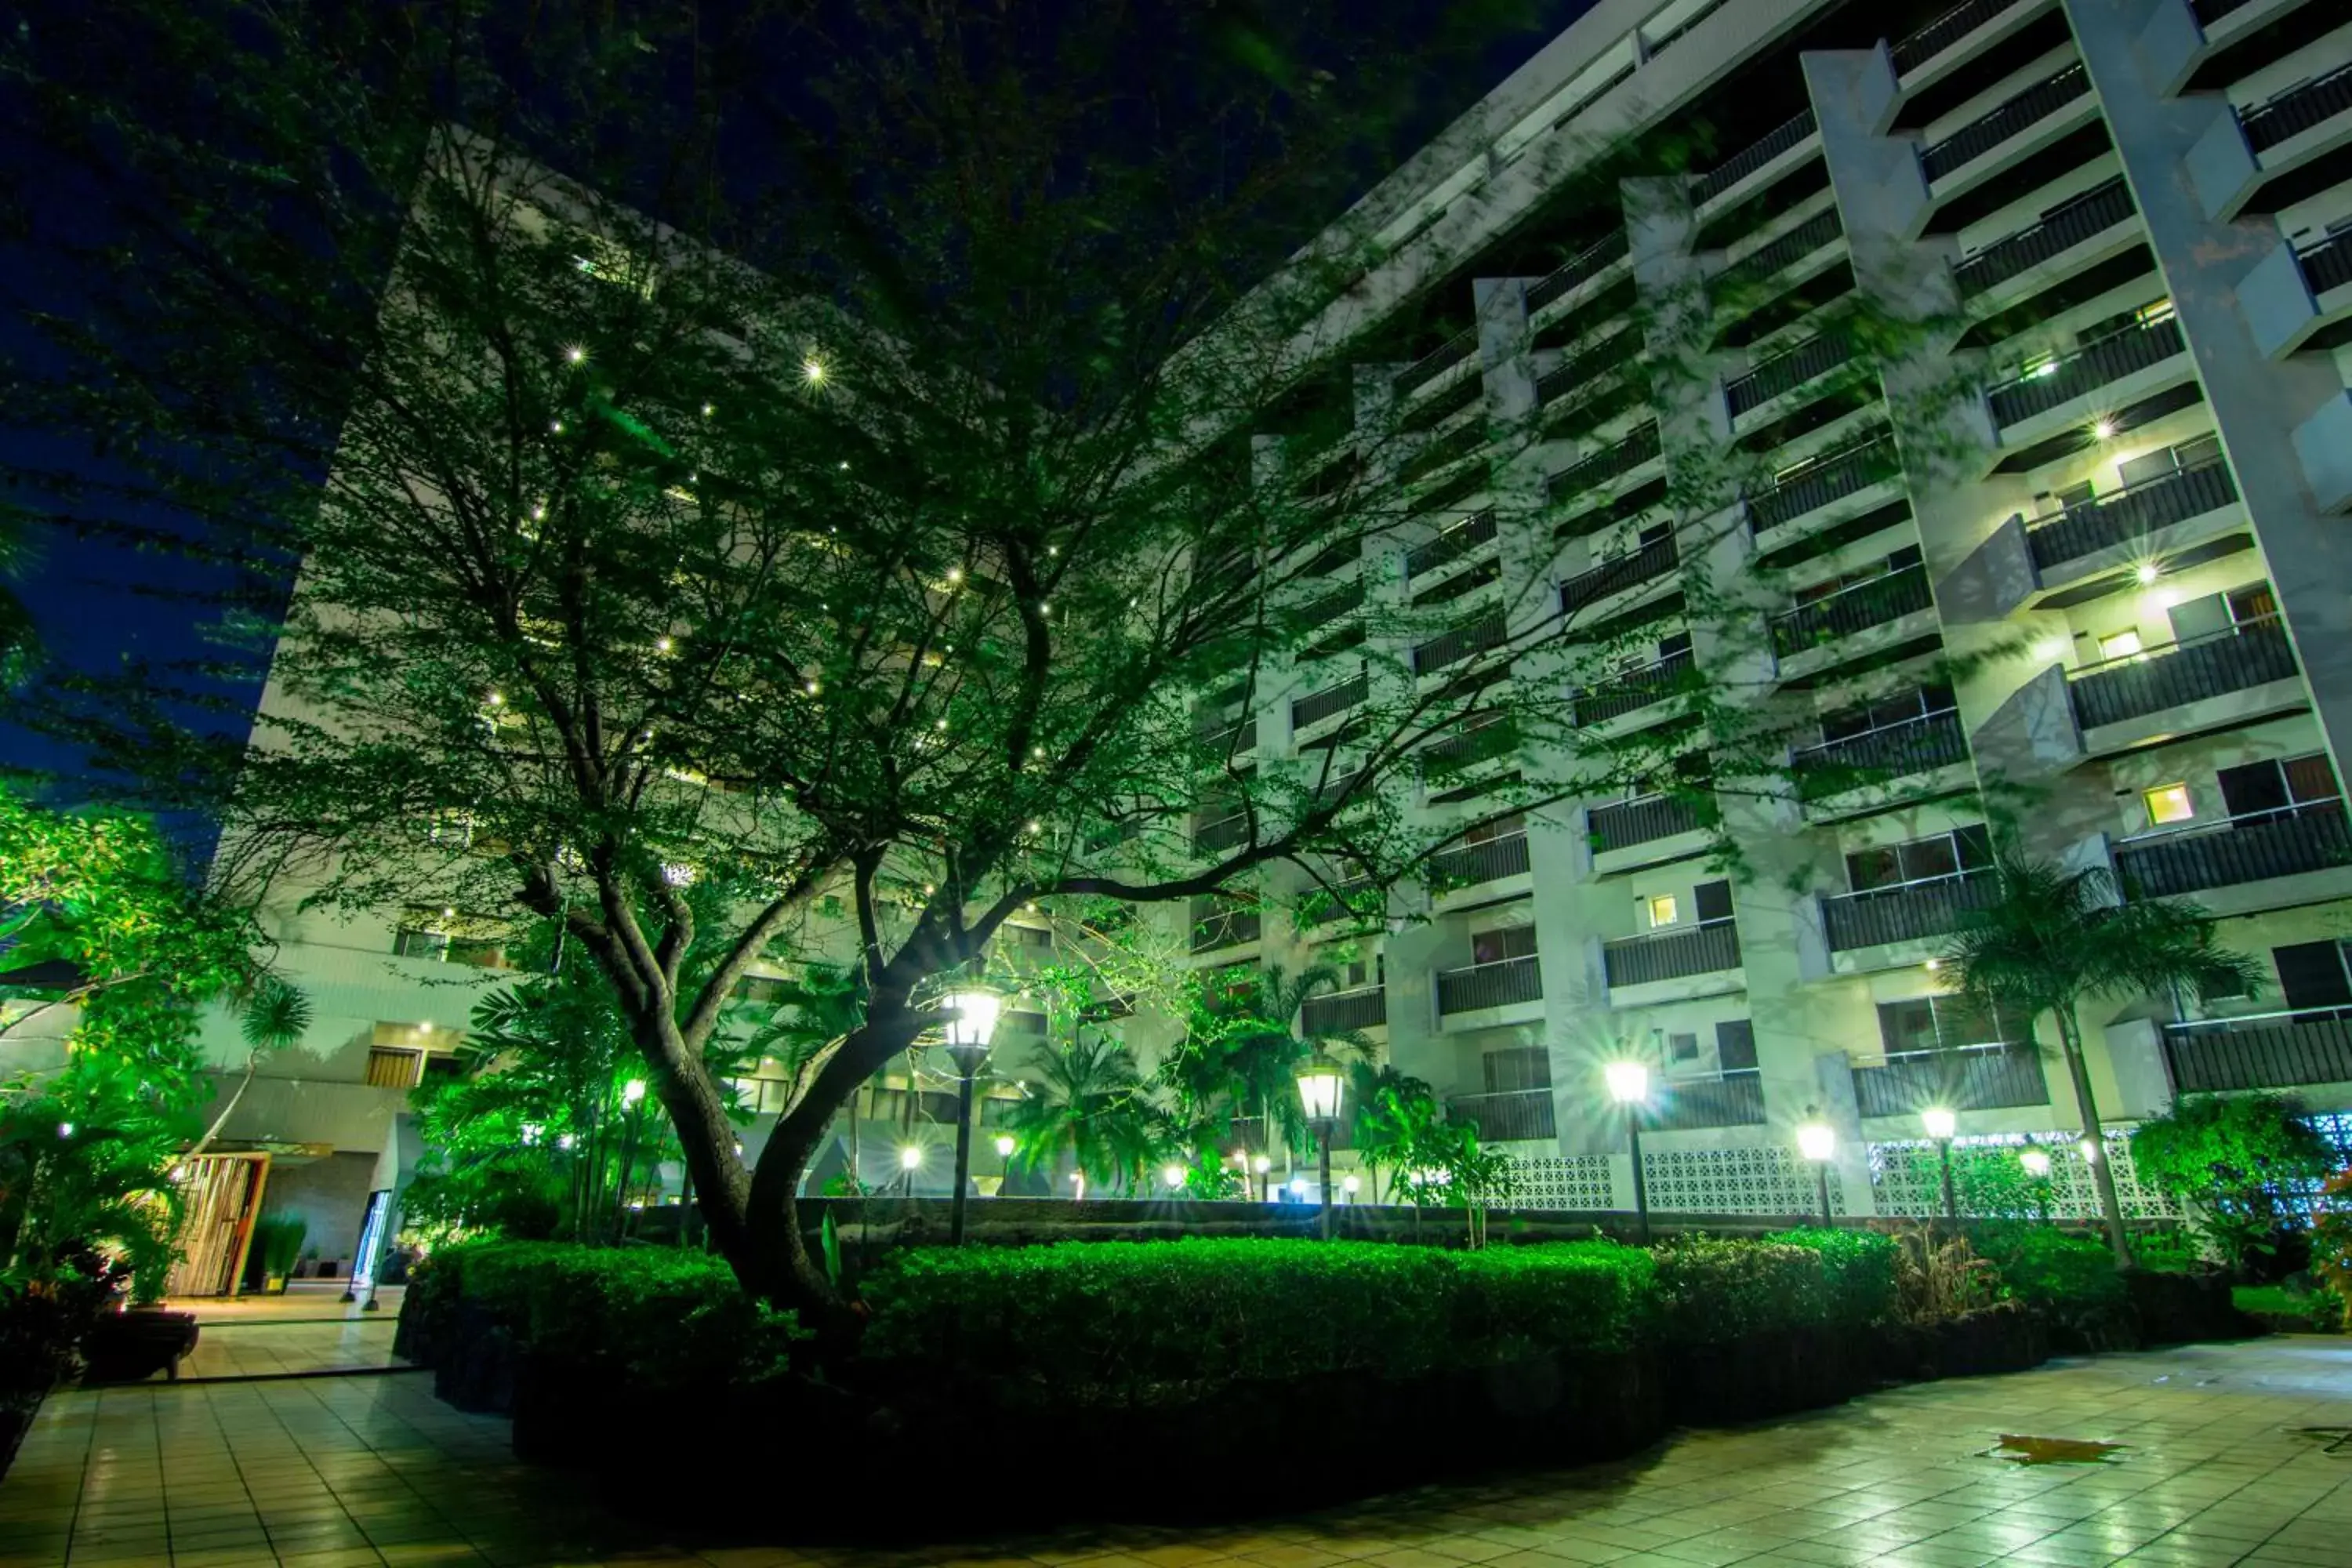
top-left (2285, 754), bottom-right (2339, 804)
top-left (1465, 811), bottom-right (1526, 844)
top-left (1483, 1047), bottom-right (1552, 1092)
top-left (1471, 925), bottom-right (1537, 965)
top-left (2143, 783), bottom-right (2194, 826)
top-left (1646, 894), bottom-right (1679, 928)
top-left (2099, 629), bottom-right (2143, 660)
top-left (2228, 583), bottom-right (2278, 626)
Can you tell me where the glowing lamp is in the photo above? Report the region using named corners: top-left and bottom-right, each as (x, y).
top-left (1921, 1107), bottom-right (1958, 1142)
top-left (1604, 1060), bottom-right (1650, 1105)
top-left (1797, 1121), bottom-right (1835, 1163)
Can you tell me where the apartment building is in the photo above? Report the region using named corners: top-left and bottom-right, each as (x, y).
top-left (1188, 0), bottom-right (2352, 1218)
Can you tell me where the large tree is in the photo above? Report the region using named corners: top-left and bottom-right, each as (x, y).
top-left (3, 2), bottom-right (1875, 1317)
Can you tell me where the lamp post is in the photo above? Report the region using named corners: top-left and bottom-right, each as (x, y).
top-left (1296, 1056), bottom-right (1345, 1241)
top-left (939, 988), bottom-right (1002, 1246)
top-left (1796, 1118), bottom-right (1835, 1226)
top-left (898, 1142), bottom-right (922, 1198)
top-left (614, 1078), bottom-right (648, 1240)
top-left (993, 1132), bottom-right (1015, 1192)
top-left (2020, 1145), bottom-right (2053, 1221)
top-left (1252, 1152), bottom-right (1272, 1203)
top-left (1604, 1061), bottom-right (1653, 1244)
top-left (1922, 1106), bottom-right (1958, 1222)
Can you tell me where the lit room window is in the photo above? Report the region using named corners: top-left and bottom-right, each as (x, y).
top-left (2099, 628), bottom-right (2143, 660)
top-left (2143, 783), bottom-right (2194, 826)
top-left (1646, 893), bottom-right (1679, 928)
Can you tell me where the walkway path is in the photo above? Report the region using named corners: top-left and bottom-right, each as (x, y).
top-left (7, 1338), bottom-right (2352, 1567)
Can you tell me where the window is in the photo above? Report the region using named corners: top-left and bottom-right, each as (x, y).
top-left (2098, 629), bottom-right (2143, 661)
top-left (1646, 894), bottom-right (1679, 928)
top-left (1715, 1018), bottom-right (1759, 1072)
top-left (2273, 941), bottom-right (2352, 1011)
top-left (1471, 925), bottom-right (1538, 966)
top-left (1483, 1047), bottom-right (1552, 1092)
top-left (1845, 826), bottom-right (1991, 892)
top-left (2053, 480), bottom-right (2097, 512)
top-left (2118, 433), bottom-right (2220, 489)
top-left (365, 1048), bottom-right (422, 1089)
top-left (1666, 1031), bottom-right (1700, 1062)
top-left (393, 927), bottom-right (449, 961)
top-left (2136, 299), bottom-right (2176, 328)
top-left (1465, 811), bottom-right (1526, 845)
top-left (1820, 683), bottom-right (1955, 744)
top-left (2217, 754), bottom-right (2339, 822)
top-left (1693, 879), bottom-right (1733, 924)
top-left (2143, 783), bottom-right (2195, 826)
top-left (2227, 582), bottom-right (2278, 626)
top-left (1876, 995), bottom-right (2016, 1055)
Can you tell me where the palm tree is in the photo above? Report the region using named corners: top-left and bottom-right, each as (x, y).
top-left (1004, 1029), bottom-right (1166, 1196)
top-left (178, 977), bottom-right (314, 1170)
top-left (1163, 963), bottom-right (1368, 1160)
top-left (1942, 846), bottom-right (2263, 1266)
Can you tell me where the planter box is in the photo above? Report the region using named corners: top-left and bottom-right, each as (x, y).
top-left (81, 1309), bottom-right (198, 1385)
top-left (1872, 1304), bottom-right (2049, 1382)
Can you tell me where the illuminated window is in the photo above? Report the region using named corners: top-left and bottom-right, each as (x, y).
top-left (2099, 629), bottom-right (2143, 661)
top-left (2143, 783), bottom-right (2194, 826)
top-left (2136, 299), bottom-right (2176, 328)
top-left (1646, 894), bottom-right (1679, 928)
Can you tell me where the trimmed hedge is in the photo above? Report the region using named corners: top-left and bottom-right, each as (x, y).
top-left (1769, 1227), bottom-right (1899, 1327)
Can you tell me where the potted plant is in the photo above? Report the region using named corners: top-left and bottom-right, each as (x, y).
top-left (245, 1216), bottom-right (308, 1294)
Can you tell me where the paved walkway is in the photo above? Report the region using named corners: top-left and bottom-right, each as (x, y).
top-left (8, 1339), bottom-right (2352, 1568)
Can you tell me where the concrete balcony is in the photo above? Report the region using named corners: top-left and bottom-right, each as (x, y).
top-left (1795, 709), bottom-right (1972, 808)
top-left (1918, 61), bottom-right (2098, 207)
top-left (1646, 1070), bottom-right (1768, 1131)
top-left (1291, 673), bottom-right (1368, 732)
top-left (2115, 800), bottom-right (2352, 904)
top-left (2165, 1008), bottom-right (2352, 1093)
top-left (2066, 616), bottom-right (2299, 735)
top-left (1951, 176), bottom-right (2138, 310)
top-left (1535, 326), bottom-right (1642, 428)
top-left (1770, 563), bottom-right (1935, 674)
top-left (1293, 580), bottom-right (1366, 637)
top-left (1714, 206), bottom-right (1844, 310)
top-left (1572, 647), bottom-right (1692, 730)
top-left (1725, 334), bottom-right (1857, 430)
top-left (1987, 318), bottom-right (2190, 444)
top-left (2191, 60), bottom-right (2352, 220)
top-left (1446, 1087), bottom-right (1556, 1143)
top-left (2024, 458), bottom-right (2241, 577)
top-left (1745, 432), bottom-right (1905, 542)
top-left (1603, 920), bottom-right (1742, 1004)
top-left (1427, 832), bottom-right (1532, 895)
top-left (1411, 612), bottom-right (1506, 677)
top-left (1302, 985), bottom-right (1387, 1036)
top-left (1418, 717), bottom-right (1517, 782)
top-left (1589, 792), bottom-right (1711, 873)
top-left (1892, 0), bottom-right (2046, 92)
top-left (1823, 869), bottom-right (1998, 968)
top-left (1852, 1044), bottom-right (2050, 1118)
top-left (1546, 421), bottom-right (1662, 517)
top-left (1405, 510), bottom-right (1499, 581)
top-left (1525, 232), bottom-right (1632, 328)
top-left (1693, 108), bottom-right (1818, 214)
top-left (1436, 953), bottom-right (1544, 1024)
top-left (1394, 324), bottom-right (1477, 402)
top-left (1560, 535), bottom-right (1678, 619)
top-left (2241, 228), bottom-right (2352, 359)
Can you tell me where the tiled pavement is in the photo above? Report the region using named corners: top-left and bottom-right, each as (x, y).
top-left (9, 1338), bottom-right (2352, 1567)
top-left (172, 1323), bottom-right (405, 1383)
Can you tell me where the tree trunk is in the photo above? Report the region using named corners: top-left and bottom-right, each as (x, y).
top-left (2053, 1002), bottom-right (2133, 1268)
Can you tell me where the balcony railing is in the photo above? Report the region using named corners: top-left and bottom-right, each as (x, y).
top-left (1648, 1071), bottom-right (1768, 1131)
top-left (1190, 907), bottom-right (1262, 953)
top-left (1546, 421), bottom-right (1661, 506)
top-left (2117, 802), bottom-right (2351, 898)
top-left (2025, 458), bottom-right (2239, 570)
top-left (1562, 535), bottom-right (1678, 616)
top-left (1717, 208), bottom-right (1843, 298)
top-left (1823, 869), bottom-right (1997, 953)
top-left (1891, 0), bottom-right (2025, 74)
top-left (2301, 230), bottom-right (2352, 297)
top-left (2165, 1009), bottom-right (2352, 1092)
top-left (1726, 334), bottom-right (1853, 419)
top-left (1292, 673), bottom-right (1368, 730)
top-left (1602, 920), bottom-right (1741, 987)
top-left (1399, 420), bottom-right (1485, 485)
top-left (2066, 616), bottom-right (2296, 731)
top-left (1427, 832), bottom-right (1532, 888)
top-left (1447, 1087), bottom-right (1556, 1142)
top-left (1988, 318), bottom-right (2185, 430)
top-left (1437, 953), bottom-right (1544, 1014)
top-left (1194, 815), bottom-right (1250, 855)
top-left (1197, 720), bottom-right (1252, 757)
top-left (1770, 563), bottom-right (1932, 658)
top-left (1406, 510), bottom-right (1498, 579)
top-left (1852, 1045), bottom-right (2049, 1117)
top-left (2241, 62), bottom-right (2352, 155)
top-left (1396, 325), bottom-right (1478, 398)
top-left (1953, 178), bottom-right (2136, 301)
top-left (1421, 719), bottom-right (1515, 777)
top-left (1573, 647), bottom-right (1693, 726)
top-left (1526, 232), bottom-right (1631, 314)
top-left (1412, 612), bottom-right (1507, 676)
top-left (1795, 709), bottom-right (1968, 797)
top-left (1590, 792), bottom-right (1707, 852)
top-left (1296, 581), bottom-right (1365, 633)
top-left (1746, 434), bottom-right (1900, 534)
top-left (1919, 64), bottom-right (2089, 183)
top-left (1693, 110), bottom-right (1818, 205)
top-left (1537, 326), bottom-right (1641, 415)
top-left (1302, 985), bottom-right (1388, 1035)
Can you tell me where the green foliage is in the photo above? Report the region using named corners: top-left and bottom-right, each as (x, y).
top-left (1888, 1227), bottom-right (2002, 1323)
top-left (415, 1241), bottom-right (804, 1391)
top-left (1647, 1238), bottom-right (1831, 1345)
top-left (859, 1238), bottom-right (1652, 1407)
top-left (2133, 1229), bottom-right (2207, 1273)
top-left (1951, 1145), bottom-right (2056, 1220)
top-left (1002, 1028), bottom-right (1168, 1192)
top-left (399, 1154), bottom-right (565, 1245)
top-left (1766, 1227), bottom-right (1898, 1327)
top-left (2130, 1094), bottom-right (2338, 1274)
top-left (1969, 1223), bottom-right (2129, 1334)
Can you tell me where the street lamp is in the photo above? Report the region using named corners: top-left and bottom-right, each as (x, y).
top-left (1252, 1152), bottom-right (1272, 1203)
top-left (615, 1079), bottom-right (649, 1238)
top-left (1162, 1163), bottom-right (1186, 1192)
top-left (1922, 1106), bottom-right (1958, 1221)
top-left (898, 1142), bottom-right (922, 1198)
top-left (2020, 1145), bottom-right (2053, 1221)
top-left (993, 1132), bottom-right (1016, 1192)
top-left (1796, 1119), bottom-right (1836, 1226)
top-left (1604, 1061), bottom-right (1653, 1244)
top-left (939, 988), bottom-right (1002, 1245)
top-left (1296, 1056), bottom-right (1345, 1240)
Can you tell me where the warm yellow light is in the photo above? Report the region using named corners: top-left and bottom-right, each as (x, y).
top-left (803, 358), bottom-right (826, 384)
top-left (993, 1134), bottom-right (1015, 1158)
top-left (2135, 561), bottom-right (2160, 586)
top-left (487, 691), bottom-right (504, 706)
top-left (2144, 782), bottom-right (2195, 826)
top-left (941, 990), bottom-right (1001, 1049)
top-left (1921, 1107), bottom-right (1958, 1141)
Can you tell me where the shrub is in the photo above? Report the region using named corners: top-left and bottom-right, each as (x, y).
top-left (858, 1237), bottom-right (1652, 1407)
top-left (1887, 1227), bottom-right (2001, 1323)
top-left (1766, 1227), bottom-right (1898, 1327)
top-left (1970, 1222), bottom-right (2128, 1341)
top-left (1647, 1237), bottom-right (1829, 1345)
top-left (2130, 1094), bottom-right (2338, 1278)
top-left (416, 1242), bottom-right (801, 1390)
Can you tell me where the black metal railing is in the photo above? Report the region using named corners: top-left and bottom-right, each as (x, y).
top-left (1771, 563), bottom-right (1933, 657)
top-left (1396, 325), bottom-right (1478, 398)
top-left (1197, 720), bottom-right (1252, 757)
top-left (1427, 832), bottom-right (1532, 888)
top-left (1292, 673), bottom-right (1368, 730)
top-left (2026, 458), bottom-right (2238, 570)
top-left (1574, 647), bottom-right (1693, 726)
top-left (1189, 906), bottom-right (1262, 953)
top-left (1602, 920), bottom-right (1741, 987)
top-left (2301, 230), bottom-right (2352, 297)
top-left (1920, 64), bottom-right (2089, 183)
top-left (1546, 421), bottom-right (1661, 506)
top-left (1953, 178), bottom-right (2136, 300)
top-left (1412, 612), bottom-right (1508, 676)
top-left (1823, 869), bottom-right (1998, 953)
top-left (1437, 953), bottom-right (1544, 1014)
top-left (1295, 581), bottom-right (1365, 633)
top-left (1447, 1087), bottom-right (1556, 1142)
top-left (1399, 419), bottom-right (1485, 485)
top-left (2067, 616), bottom-right (2296, 730)
top-left (1716, 208), bottom-right (1844, 298)
top-left (1303, 986), bottom-right (1388, 1035)
top-left (1406, 510), bottom-right (1499, 579)
top-left (1726, 335), bottom-right (1854, 420)
top-left (1747, 434), bottom-right (1900, 534)
top-left (1192, 815), bottom-right (1250, 855)
top-left (1562, 535), bottom-right (1678, 616)
top-left (1853, 1046), bottom-right (2049, 1116)
top-left (1420, 718), bottom-right (1516, 775)
top-left (1693, 110), bottom-right (1819, 205)
top-left (2166, 1010), bottom-right (2352, 1092)
top-left (1648, 1071), bottom-right (1768, 1130)
top-left (2241, 62), bottom-right (2352, 155)
top-left (1591, 792), bottom-right (1707, 852)
top-left (1526, 232), bottom-right (1631, 314)
top-left (2118, 802), bottom-right (2351, 898)
top-left (1537, 326), bottom-right (1641, 413)
top-left (1988, 318), bottom-right (2186, 430)
top-left (1795, 709), bottom-right (1968, 796)
top-left (1892, 0), bottom-right (2025, 74)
